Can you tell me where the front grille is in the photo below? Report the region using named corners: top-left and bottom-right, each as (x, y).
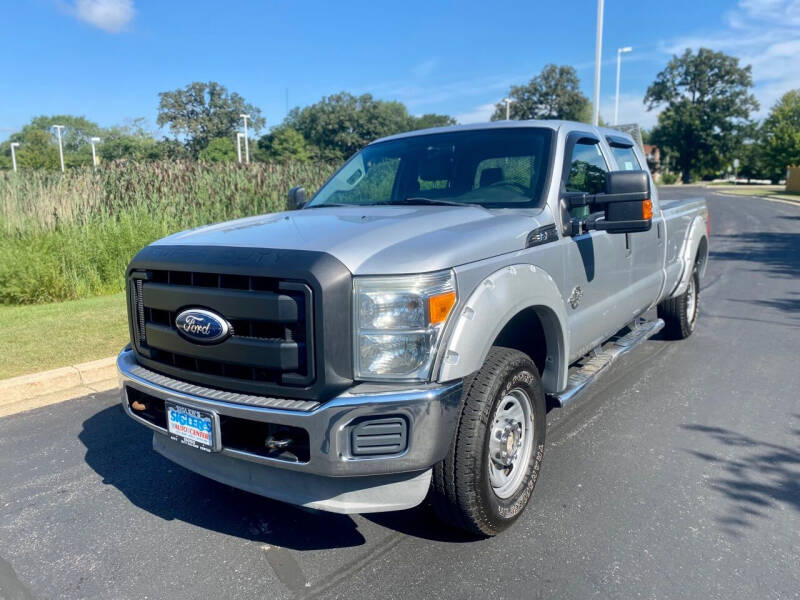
top-left (130, 268), bottom-right (314, 395)
top-left (126, 244), bottom-right (354, 403)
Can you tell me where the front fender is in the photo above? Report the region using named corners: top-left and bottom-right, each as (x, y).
top-left (437, 264), bottom-right (569, 393)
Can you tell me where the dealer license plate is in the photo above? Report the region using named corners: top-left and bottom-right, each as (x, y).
top-left (166, 403), bottom-right (216, 452)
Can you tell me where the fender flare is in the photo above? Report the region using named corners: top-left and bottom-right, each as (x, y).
top-left (437, 264), bottom-right (569, 393)
top-left (670, 215), bottom-right (709, 298)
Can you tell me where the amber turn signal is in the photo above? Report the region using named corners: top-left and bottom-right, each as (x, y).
top-left (642, 199), bottom-right (653, 220)
top-left (429, 290), bottom-right (456, 325)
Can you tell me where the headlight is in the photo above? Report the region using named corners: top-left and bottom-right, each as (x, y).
top-left (354, 270), bottom-right (457, 381)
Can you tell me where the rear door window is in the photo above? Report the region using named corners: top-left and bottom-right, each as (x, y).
top-left (609, 145), bottom-right (641, 171)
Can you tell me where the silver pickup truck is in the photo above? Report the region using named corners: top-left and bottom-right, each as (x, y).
top-left (118, 120), bottom-right (709, 536)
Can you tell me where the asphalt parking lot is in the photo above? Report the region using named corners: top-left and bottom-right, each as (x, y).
top-left (1, 187), bottom-right (798, 600)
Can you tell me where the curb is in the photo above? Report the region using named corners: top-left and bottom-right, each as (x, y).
top-left (0, 357), bottom-right (117, 416)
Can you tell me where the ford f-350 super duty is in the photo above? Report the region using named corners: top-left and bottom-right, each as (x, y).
top-left (118, 120), bottom-right (709, 536)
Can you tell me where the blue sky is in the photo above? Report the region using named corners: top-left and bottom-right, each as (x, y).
top-left (2, 0), bottom-right (799, 141)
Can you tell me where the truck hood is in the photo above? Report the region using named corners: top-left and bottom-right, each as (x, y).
top-left (153, 205), bottom-right (549, 275)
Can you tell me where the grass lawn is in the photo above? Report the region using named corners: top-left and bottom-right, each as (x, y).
top-left (710, 185), bottom-right (800, 202)
top-left (0, 292), bottom-right (128, 379)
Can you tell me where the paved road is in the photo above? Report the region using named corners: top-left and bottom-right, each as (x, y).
top-left (1, 188), bottom-right (799, 600)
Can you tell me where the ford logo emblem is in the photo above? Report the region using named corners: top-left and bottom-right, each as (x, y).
top-left (175, 308), bottom-right (231, 344)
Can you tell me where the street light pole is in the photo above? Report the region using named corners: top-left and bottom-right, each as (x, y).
top-left (10, 142), bottom-right (19, 173)
top-left (592, 0), bottom-right (604, 126)
top-left (236, 132), bottom-right (244, 164)
top-left (614, 46), bottom-right (633, 125)
top-left (52, 125), bottom-right (65, 172)
top-left (90, 137), bottom-right (101, 169)
top-left (503, 97), bottom-right (513, 120)
top-left (240, 114), bottom-right (250, 164)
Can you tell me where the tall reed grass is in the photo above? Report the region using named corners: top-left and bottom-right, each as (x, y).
top-left (0, 161), bottom-right (336, 304)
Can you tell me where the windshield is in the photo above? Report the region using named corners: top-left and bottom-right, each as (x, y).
top-left (308, 128), bottom-right (553, 209)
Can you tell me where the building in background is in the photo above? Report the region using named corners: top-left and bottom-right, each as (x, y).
top-left (644, 144), bottom-right (661, 174)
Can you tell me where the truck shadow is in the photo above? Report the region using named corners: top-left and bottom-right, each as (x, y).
top-left (727, 293), bottom-right (800, 317)
top-left (709, 231), bottom-right (800, 279)
top-left (79, 404), bottom-right (369, 551)
top-left (79, 404), bottom-right (468, 548)
top-left (681, 420), bottom-right (800, 537)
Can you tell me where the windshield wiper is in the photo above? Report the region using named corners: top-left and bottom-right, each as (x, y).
top-left (381, 197), bottom-right (478, 207)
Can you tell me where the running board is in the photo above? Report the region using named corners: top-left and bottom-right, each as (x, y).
top-left (548, 318), bottom-right (665, 407)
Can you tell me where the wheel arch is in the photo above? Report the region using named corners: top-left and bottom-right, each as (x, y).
top-left (437, 264), bottom-right (569, 393)
top-left (670, 215), bottom-right (709, 298)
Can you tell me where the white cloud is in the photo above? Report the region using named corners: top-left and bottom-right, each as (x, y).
top-left (664, 0), bottom-right (800, 117)
top-left (601, 93), bottom-right (659, 130)
top-left (74, 0), bottom-right (135, 33)
top-left (454, 102), bottom-right (497, 124)
top-left (411, 59), bottom-right (438, 80)
top-left (364, 73), bottom-right (519, 109)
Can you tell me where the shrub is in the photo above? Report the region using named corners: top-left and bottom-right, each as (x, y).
top-left (0, 160), bottom-right (336, 304)
top-left (659, 172), bottom-right (679, 185)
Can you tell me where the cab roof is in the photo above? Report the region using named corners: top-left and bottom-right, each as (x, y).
top-left (369, 119), bottom-right (636, 146)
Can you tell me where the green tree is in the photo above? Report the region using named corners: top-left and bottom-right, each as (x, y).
top-left (7, 130), bottom-right (61, 170)
top-left (286, 92), bottom-right (413, 160)
top-left (258, 126), bottom-right (313, 162)
top-left (645, 48), bottom-right (758, 182)
top-left (197, 137), bottom-right (238, 162)
top-left (100, 118), bottom-right (163, 162)
top-left (0, 115), bottom-right (102, 170)
top-left (492, 65), bottom-right (591, 122)
top-left (23, 115), bottom-right (102, 153)
top-left (736, 141), bottom-right (767, 182)
top-left (157, 81), bottom-right (265, 156)
top-left (409, 113), bottom-right (457, 130)
top-left (759, 89), bottom-right (800, 183)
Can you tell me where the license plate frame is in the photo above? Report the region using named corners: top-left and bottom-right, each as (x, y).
top-left (165, 402), bottom-right (220, 453)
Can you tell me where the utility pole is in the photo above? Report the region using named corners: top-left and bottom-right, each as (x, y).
top-left (614, 47), bottom-right (633, 125)
top-left (10, 142), bottom-right (20, 172)
top-left (240, 114), bottom-right (250, 164)
top-left (503, 97), bottom-right (513, 120)
top-left (10, 142), bottom-right (19, 172)
top-left (236, 132), bottom-right (244, 164)
top-left (52, 125), bottom-right (65, 172)
top-left (592, 0), bottom-right (604, 126)
top-left (90, 137), bottom-right (101, 169)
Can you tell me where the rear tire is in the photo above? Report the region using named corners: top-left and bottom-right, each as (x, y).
top-left (658, 266), bottom-right (699, 339)
top-left (430, 347), bottom-right (546, 537)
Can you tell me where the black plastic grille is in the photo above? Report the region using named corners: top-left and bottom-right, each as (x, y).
top-left (125, 386), bottom-right (309, 463)
top-left (130, 269), bottom-right (314, 394)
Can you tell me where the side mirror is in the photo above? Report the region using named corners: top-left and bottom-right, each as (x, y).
top-left (288, 186), bottom-right (306, 209)
top-left (593, 171), bottom-right (652, 234)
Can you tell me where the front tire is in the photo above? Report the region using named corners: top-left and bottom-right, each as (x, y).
top-left (658, 266), bottom-right (699, 339)
top-left (431, 347), bottom-right (546, 537)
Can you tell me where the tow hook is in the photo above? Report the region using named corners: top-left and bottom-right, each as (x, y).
top-left (265, 435), bottom-right (293, 450)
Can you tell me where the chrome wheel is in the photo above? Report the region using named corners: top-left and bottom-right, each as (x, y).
top-left (488, 388), bottom-right (534, 499)
top-left (686, 275), bottom-right (697, 324)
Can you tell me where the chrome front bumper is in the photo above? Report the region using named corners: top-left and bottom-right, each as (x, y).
top-left (117, 348), bottom-right (463, 480)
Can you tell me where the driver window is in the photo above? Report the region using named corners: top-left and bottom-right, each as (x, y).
top-left (565, 140), bottom-right (608, 195)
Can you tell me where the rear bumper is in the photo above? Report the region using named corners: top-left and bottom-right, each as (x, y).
top-left (117, 348), bottom-right (462, 512)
